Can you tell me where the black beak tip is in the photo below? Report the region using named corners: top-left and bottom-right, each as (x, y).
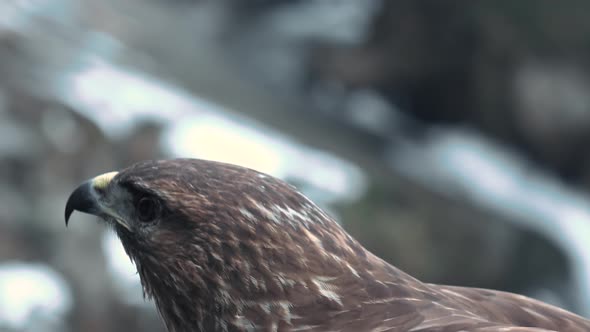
top-left (64, 181), bottom-right (97, 227)
top-left (65, 205), bottom-right (73, 226)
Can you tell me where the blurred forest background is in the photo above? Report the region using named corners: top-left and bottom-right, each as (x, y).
top-left (2, 0), bottom-right (590, 331)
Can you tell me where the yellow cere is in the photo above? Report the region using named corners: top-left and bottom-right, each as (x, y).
top-left (92, 171), bottom-right (119, 190)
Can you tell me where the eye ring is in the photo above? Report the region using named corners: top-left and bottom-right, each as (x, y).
top-left (136, 196), bottom-right (161, 222)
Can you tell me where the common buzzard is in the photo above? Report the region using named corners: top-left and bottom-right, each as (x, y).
top-left (65, 159), bottom-right (590, 331)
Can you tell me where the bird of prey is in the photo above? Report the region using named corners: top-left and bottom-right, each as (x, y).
top-left (65, 158), bottom-right (590, 332)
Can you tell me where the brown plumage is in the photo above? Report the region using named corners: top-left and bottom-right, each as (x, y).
top-left (65, 158), bottom-right (590, 331)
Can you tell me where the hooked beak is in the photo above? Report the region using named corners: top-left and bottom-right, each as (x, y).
top-left (65, 180), bottom-right (99, 225)
top-left (65, 171), bottom-right (121, 227)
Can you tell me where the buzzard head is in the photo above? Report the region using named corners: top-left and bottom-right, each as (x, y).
top-left (64, 159), bottom-right (377, 331)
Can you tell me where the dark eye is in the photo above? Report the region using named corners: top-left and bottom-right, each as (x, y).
top-left (136, 196), bottom-right (160, 222)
